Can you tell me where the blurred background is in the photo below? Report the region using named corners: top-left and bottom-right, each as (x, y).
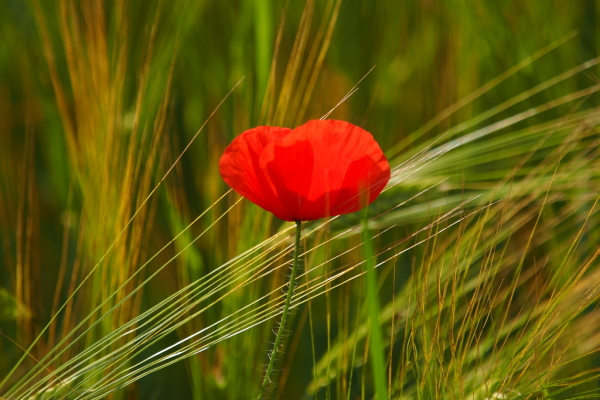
top-left (2, 1), bottom-right (600, 399)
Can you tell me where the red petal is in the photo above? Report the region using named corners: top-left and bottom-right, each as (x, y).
top-left (259, 135), bottom-right (315, 220)
top-left (260, 120), bottom-right (390, 220)
top-left (220, 121), bottom-right (390, 222)
top-left (219, 126), bottom-right (293, 219)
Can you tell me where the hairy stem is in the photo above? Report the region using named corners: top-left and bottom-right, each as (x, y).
top-left (257, 220), bottom-right (302, 399)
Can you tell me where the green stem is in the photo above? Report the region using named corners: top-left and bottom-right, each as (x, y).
top-left (257, 220), bottom-right (302, 399)
top-left (362, 209), bottom-right (387, 400)
top-left (253, 0), bottom-right (273, 102)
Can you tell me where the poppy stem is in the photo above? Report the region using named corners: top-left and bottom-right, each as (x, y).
top-left (257, 220), bottom-right (302, 400)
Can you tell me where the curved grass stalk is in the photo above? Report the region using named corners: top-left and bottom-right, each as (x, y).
top-left (35, 188), bottom-right (460, 398)
top-left (21, 152), bottom-right (480, 398)
top-left (389, 83), bottom-right (600, 189)
top-left (65, 199), bottom-right (485, 399)
top-left (20, 211), bottom-right (305, 398)
top-left (26, 215), bottom-right (309, 397)
top-left (12, 196), bottom-right (304, 398)
top-left (12, 204), bottom-right (297, 399)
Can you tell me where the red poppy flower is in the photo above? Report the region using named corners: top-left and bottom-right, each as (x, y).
top-left (219, 119), bottom-right (390, 222)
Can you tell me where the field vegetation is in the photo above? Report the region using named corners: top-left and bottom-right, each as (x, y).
top-left (1, 1), bottom-right (600, 399)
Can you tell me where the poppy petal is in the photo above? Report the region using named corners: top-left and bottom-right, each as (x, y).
top-left (219, 126), bottom-right (293, 219)
top-left (260, 136), bottom-right (315, 220)
top-left (261, 120), bottom-right (390, 221)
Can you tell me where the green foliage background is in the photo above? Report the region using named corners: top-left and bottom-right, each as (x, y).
top-left (1, 1), bottom-right (600, 399)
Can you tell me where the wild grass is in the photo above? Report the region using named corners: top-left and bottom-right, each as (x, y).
top-left (1, 1), bottom-right (600, 399)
